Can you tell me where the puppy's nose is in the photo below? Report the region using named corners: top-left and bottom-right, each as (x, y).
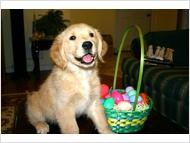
top-left (82, 41), bottom-right (92, 52)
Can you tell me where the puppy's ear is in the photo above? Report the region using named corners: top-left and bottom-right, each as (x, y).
top-left (101, 40), bottom-right (108, 57)
top-left (96, 30), bottom-right (108, 62)
top-left (50, 35), bottom-right (67, 69)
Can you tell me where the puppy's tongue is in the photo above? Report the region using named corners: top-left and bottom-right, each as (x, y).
top-left (82, 54), bottom-right (94, 63)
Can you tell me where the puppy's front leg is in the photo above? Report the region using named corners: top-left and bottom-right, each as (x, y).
top-left (56, 107), bottom-right (79, 134)
top-left (87, 100), bottom-right (113, 133)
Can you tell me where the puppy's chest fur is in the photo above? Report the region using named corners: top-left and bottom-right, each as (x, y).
top-left (74, 71), bottom-right (94, 114)
top-left (52, 67), bottom-right (100, 115)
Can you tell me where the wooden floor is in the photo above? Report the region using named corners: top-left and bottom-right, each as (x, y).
top-left (2, 71), bottom-right (122, 95)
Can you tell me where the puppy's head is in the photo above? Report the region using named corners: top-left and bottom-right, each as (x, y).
top-left (50, 23), bottom-right (108, 69)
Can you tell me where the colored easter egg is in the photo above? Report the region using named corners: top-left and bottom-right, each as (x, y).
top-left (117, 101), bottom-right (132, 111)
top-left (140, 93), bottom-right (149, 104)
top-left (129, 95), bottom-right (142, 103)
top-left (103, 97), bottom-right (115, 109)
top-left (101, 84), bottom-right (109, 98)
top-left (125, 86), bottom-right (134, 93)
top-left (105, 93), bottom-right (111, 98)
top-left (129, 95), bottom-right (135, 102)
top-left (111, 90), bottom-right (124, 104)
top-left (128, 90), bottom-right (137, 97)
top-left (122, 93), bottom-right (130, 102)
top-left (138, 96), bottom-right (142, 102)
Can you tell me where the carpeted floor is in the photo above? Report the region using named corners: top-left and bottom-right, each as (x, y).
top-left (2, 106), bottom-right (16, 133)
top-left (1, 93), bottom-right (27, 133)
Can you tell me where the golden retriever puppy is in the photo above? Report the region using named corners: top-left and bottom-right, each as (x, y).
top-left (26, 23), bottom-right (112, 134)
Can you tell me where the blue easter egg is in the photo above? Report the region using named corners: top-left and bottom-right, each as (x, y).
top-left (125, 86), bottom-right (134, 93)
top-left (128, 90), bottom-right (136, 97)
top-left (129, 95), bottom-right (136, 102)
top-left (129, 95), bottom-right (142, 103)
top-left (122, 94), bottom-right (130, 101)
top-left (138, 96), bottom-right (142, 102)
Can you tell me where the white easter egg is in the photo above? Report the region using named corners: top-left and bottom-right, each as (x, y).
top-left (117, 101), bottom-right (132, 111)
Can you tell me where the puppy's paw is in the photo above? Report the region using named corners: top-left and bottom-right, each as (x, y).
top-left (61, 127), bottom-right (79, 134)
top-left (35, 122), bottom-right (50, 134)
top-left (99, 128), bottom-right (114, 134)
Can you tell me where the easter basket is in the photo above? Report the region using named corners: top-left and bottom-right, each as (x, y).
top-left (102, 25), bottom-right (153, 133)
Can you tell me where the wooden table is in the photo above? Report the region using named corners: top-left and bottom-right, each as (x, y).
top-left (31, 38), bottom-right (53, 74)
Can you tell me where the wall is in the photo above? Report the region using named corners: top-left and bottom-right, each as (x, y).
top-left (2, 9), bottom-right (183, 73)
top-left (69, 9), bottom-right (115, 36)
top-left (177, 9), bottom-right (189, 29)
top-left (151, 9), bottom-right (178, 31)
top-left (2, 10), bottom-right (14, 73)
top-left (114, 9), bottom-right (152, 52)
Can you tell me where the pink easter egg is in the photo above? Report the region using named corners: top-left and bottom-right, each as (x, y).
top-left (111, 90), bottom-right (124, 104)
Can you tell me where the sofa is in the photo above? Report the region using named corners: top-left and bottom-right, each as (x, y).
top-left (122, 29), bottom-right (189, 130)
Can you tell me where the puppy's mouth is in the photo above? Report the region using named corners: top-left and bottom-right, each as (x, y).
top-left (75, 53), bottom-right (95, 65)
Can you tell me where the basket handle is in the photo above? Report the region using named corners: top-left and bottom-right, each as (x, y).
top-left (113, 25), bottom-right (145, 111)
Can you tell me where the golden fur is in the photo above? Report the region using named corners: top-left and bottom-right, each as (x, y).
top-left (26, 23), bottom-right (112, 134)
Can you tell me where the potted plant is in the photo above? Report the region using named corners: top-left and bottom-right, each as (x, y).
top-left (33, 10), bottom-right (70, 39)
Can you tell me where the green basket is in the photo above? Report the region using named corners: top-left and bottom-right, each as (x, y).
top-left (104, 25), bottom-right (153, 133)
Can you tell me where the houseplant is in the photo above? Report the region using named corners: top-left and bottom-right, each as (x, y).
top-left (33, 10), bottom-right (70, 38)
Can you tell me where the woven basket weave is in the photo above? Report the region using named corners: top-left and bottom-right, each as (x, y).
top-left (104, 25), bottom-right (153, 133)
top-left (104, 95), bottom-right (153, 133)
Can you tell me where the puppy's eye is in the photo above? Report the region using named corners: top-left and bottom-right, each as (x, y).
top-left (69, 36), bottom-right (76, 40)
top-left (89, 33), bottom-right (94, 37)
